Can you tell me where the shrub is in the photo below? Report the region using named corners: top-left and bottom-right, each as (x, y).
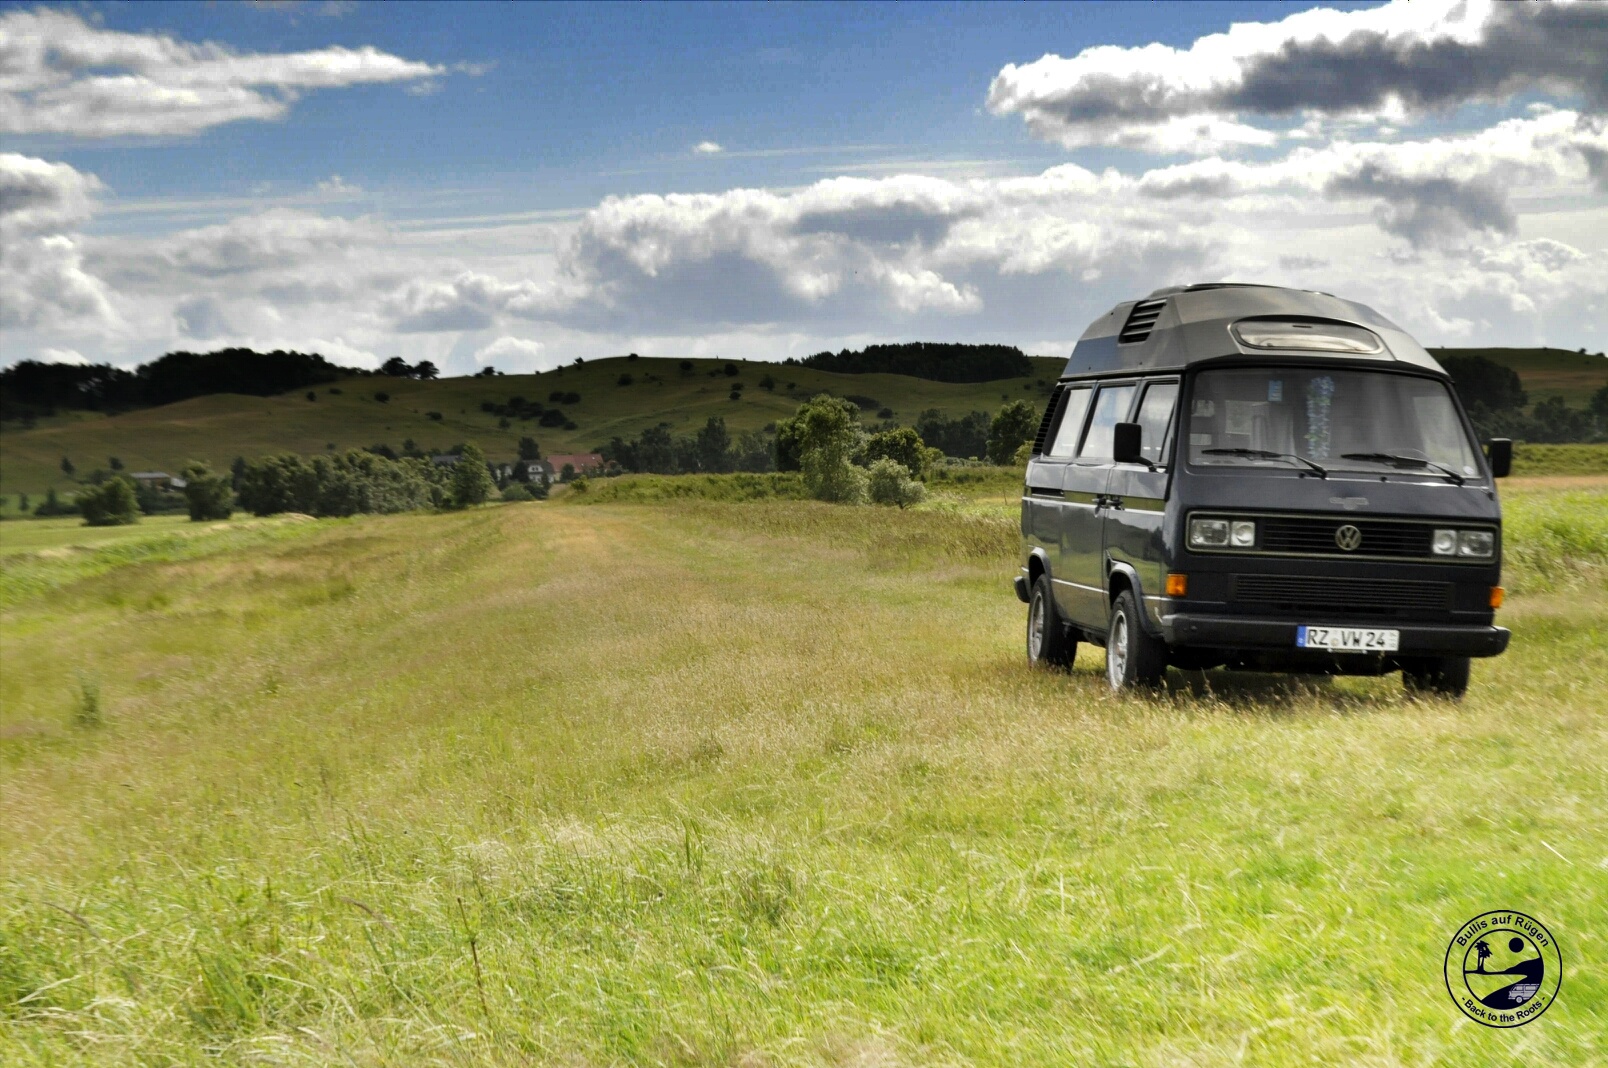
top-left (618, 373), bottom-right (634, 386)
top-left (34, 487), bottom-right (76, 516)
top-left (729, 389), bottom-right (741, 401)
top-left (182, 463), bottom-right (234, 521)
top-left (306, 391), bottom-right (317, 401)
top-left (569, 475), bottom-right (589, 493)
top-left (867, 458), bottom-right (926, 507)
top-left (864, 426), bottom-right (930, 479)
top-left (501, 483), bottom-right (535, 502)
top-left (724, 362), bottom-right (739, 377)
top-left (427, 411), bottom-right (443, 421)
top-left (79, 478), bottom-right (140, 526)
top-left (374, 391), bottom-right (390, 403)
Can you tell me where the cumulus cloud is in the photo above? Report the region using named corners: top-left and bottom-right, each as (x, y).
top-left (988, 0), bottom-right (1608, 153)
top-left (0, 153), bottom-right (119, 331)
top-left (0, 8), bottom-right (443, 138)
top-left (474, 335), bottom-right (547, 371)
top-left (694, 141), bottom-right (723, 154)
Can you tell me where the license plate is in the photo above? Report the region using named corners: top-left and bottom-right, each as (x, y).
top-left (1296, 625), bottom-right (1399, 653)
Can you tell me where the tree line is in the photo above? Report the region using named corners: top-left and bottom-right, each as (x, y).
top-left (1439, 354), bottom-right (1608, 444)
top-left (793, 342), bottom-right (1033, 383)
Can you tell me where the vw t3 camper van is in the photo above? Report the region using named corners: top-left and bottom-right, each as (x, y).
top-left (1015, 283), bottom-right (1511, 697)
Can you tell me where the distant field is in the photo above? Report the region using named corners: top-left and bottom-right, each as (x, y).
top-left (0, 356), bottom-right (1067, 498)
top-left (2, 479), bottom-right (1603, 1065)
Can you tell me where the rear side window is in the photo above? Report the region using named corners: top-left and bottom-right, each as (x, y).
top-left (1046, 387), bottom-right (1093, 458)
top-left (1134, 381), bottom-right (1179, 464)
top-left (1079, 384), bottom-right (1137, 459)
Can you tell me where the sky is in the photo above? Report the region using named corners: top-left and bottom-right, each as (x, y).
top-left (2, 0), bottom-right (1605, 374)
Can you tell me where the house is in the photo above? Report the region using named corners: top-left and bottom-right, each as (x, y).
top-left (430, 454), bottom-right (461, 467)
top-left (544, 453), bottom-right (605, 482)
top-left (129, 471), bottom-right (174, 489)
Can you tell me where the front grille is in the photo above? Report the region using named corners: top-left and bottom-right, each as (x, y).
top-left (1259, 516), bottom-right (1432, 558)
top-left (1231, 574), bottom-right (1451, 618)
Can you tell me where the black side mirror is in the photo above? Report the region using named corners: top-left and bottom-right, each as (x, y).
top-left (1112, 421), bottom-right (1143, 465)
top-left (1486, 437), bottom-right (1512, 479)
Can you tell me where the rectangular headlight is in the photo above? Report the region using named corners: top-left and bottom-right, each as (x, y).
top-left (1230, 520), bottom-right (1256, 547)
top-left (1189, 518), bottom-right (1230, 548)
top-left (1432, 529), bottom-right (1458, 556)
top-left (1458, 530), bottom-right (1494, 558)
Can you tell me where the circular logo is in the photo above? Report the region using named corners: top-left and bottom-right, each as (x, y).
top-left (1444, 911), bottom-right (1562, 1027)
top-left (1334, 524), bottom-right (1363, 551)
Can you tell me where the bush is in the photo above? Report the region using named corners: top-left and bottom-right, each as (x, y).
top-left (867, 458), bottom-right (926, 507)
top-left (501, 483), bottom-right (536, 502)
top-left (33, 487), bottom-right (76, 516)
top-left (237, 450), bottom-right (441, 517)
top-left (79, 478), bottom-right (140, 526)
top-left (426, 411), bottom-right (443, 421)
top-left (374, 391), bottom-right (390, 403)
top-left (864, 426), bottom-right (930, 479)
top-left (617, 373), bottom-right (634, 386)
top-left (181, 463), bottom-right (234, 521)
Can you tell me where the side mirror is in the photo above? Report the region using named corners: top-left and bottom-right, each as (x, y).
top-left (1112, 421), bottom-right (1143, 465)
top-left (1486, 437), bottom-right (1512, 479)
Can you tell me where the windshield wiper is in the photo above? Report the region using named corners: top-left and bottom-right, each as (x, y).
top-left (1201, 447), bottom-right (1328, 478)
top-left (1340, 452), bottom-right (1465, 485)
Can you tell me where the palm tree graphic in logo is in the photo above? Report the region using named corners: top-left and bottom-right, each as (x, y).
top-left (1464, 932), bottom-right (1544, 1008)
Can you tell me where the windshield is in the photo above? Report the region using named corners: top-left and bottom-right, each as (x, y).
top-left (1186, 367), bottom-right (1482, 479)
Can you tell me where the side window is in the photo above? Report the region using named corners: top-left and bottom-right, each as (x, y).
top-left (1134, 381), bottom-right (1179, 464)
top-left (1045, 387), bottom-right (1093, 458)
top-left (1078, 384), bottom-right (1137, 460)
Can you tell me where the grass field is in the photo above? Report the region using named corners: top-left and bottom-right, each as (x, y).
top-left (1, 480), bottom-right (1605, 1065)
top-left (0, 356), bottom-right (1067, 498)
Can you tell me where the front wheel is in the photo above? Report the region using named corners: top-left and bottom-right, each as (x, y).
top-left (1027, 574), bottom-right (1076, 670)
top-left (1106, 589), bottom-right (1167, 691)
top-left (1402, 656), bottom-right (1470, 700)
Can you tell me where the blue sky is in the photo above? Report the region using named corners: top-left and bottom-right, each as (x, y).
top-left (2, 0), bottom-right (1604, 372)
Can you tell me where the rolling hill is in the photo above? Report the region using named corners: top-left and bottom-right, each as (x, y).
top-left (2, 349), bottom-right (1602, 500)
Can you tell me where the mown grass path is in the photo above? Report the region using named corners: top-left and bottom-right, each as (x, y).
top-left (1, 496), bottom-right (1605, 1066)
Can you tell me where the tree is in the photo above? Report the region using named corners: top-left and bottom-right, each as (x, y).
top-left (374, 390), bottom-right (390, 403)
top-left (61, 456), bottom-right (75, 477)
top-left (864, 426), bottom-right (929, 478)
top-left (988, 400), bottom-right (1039, 464)
top-left (306, 391), bottom-right (317, 401)
top-left (679, 360), bottom-right (693, 375)
top-left (1474, 939), bottom-right (1491, 973)
top-left (517, 436), bottom-right (541, 461)
top-left (181, 462), bottom-right (234, 521)
top-left (759, 373), bottom-right (776, 391)
top-left (724, 362), bottom-right (739, 377)
top-left (79, 477), bottom-right (139, 526)
top-left (695, 416), bottom-right (732, 473)
top-left (792, 395), bottom-right (866, 503)
top-left (381, 357), bottom-right (411, 377)
top-left (618, 373), bottom-right (634, 386)
top-left (18, 493), bottom-right (30, 512)
top-left (108, 456), bottom-right (123, 471)
top-left (415, 360), bottom-right (440, 381)
top-left (451, 442), bottom-right (495, 506)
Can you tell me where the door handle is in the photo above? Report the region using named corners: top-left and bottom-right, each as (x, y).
top-left (1102, 495), bottom-right (1124, 510)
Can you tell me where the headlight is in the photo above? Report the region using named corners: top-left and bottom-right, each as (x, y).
top-left (1189, 518), bottom-right (1230, 548)
top-left (1458, 530), bottom-right (1494, 558)
top-left (1230, 520), bottom-right (1256, 547)
top-left (1432, 529), bottom-right (1458, 556)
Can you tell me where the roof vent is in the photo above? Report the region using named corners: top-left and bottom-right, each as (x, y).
top-left (1118, 299), bottom-right (1165, 344)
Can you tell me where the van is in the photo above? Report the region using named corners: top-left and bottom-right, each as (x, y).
top-left (1014, 283), bottom-right (1511, 698)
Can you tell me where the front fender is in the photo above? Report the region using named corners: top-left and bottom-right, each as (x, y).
top-left (1107, 559), bottom-right (1164, 638)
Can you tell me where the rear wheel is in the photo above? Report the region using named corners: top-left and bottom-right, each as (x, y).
top-left (1106, 589), bottom-right (1167, 691)
top-left (1402, 656), bottom-right (1470, 699)
top-left (1027, 574), bottom-right (1076, 670)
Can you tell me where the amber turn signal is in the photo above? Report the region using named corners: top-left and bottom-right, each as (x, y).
top-left (1489, 586), bottom-right (1505, 609)
top-left (1166, 573), bottom-right (1188, 597)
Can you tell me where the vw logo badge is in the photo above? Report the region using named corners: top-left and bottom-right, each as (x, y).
top-left (1335, 524), bottom-right (1363, 551)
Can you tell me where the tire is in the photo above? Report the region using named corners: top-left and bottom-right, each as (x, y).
top-left (1106, 589), bottom-right (1167, 691)
top-left (1402, 656), bottom-right (1470, 699)
top-left (1027, 574), bottom-right (1076, 670)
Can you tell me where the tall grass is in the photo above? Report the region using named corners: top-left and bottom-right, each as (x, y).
top-left (1, 493), bottom-right (1604, 1065)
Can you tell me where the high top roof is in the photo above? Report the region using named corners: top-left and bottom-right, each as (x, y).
top-left (1063, 283), bottom-right (1444, 377)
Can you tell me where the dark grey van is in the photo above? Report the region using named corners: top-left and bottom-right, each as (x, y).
top-left (1015, 283), bottom-right (1511, 697)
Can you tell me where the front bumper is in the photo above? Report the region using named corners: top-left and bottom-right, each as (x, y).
top-left (1159, 613), bottom-right (1510, 658)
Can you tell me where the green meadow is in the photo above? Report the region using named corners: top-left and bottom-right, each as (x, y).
top-left (1, 478), bottom-right (1604, 1065)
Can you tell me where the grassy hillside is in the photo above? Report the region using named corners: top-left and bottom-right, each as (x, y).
top-left (1, 482), bottom-right (1603, 1065)
top-left (0, 356), bottom-right (1066, 498)
top-left (3, 349), bottom-right (1602, 500)
top-left (1429, 346), bottom-right (1608, 409)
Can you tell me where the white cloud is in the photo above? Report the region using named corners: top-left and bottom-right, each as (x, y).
top-left (988, 0), bottom-right (1608, 153)
top-left (474, 335), bottom-right (548, 371)
top-left (0, 154), bottom-right (120, 332)
top-left (0, 8), bottom-right (443, 138)
top-left (694, 141), bottom-right (724, 155)
top-left (38, 346), bottom-right (87, 365)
